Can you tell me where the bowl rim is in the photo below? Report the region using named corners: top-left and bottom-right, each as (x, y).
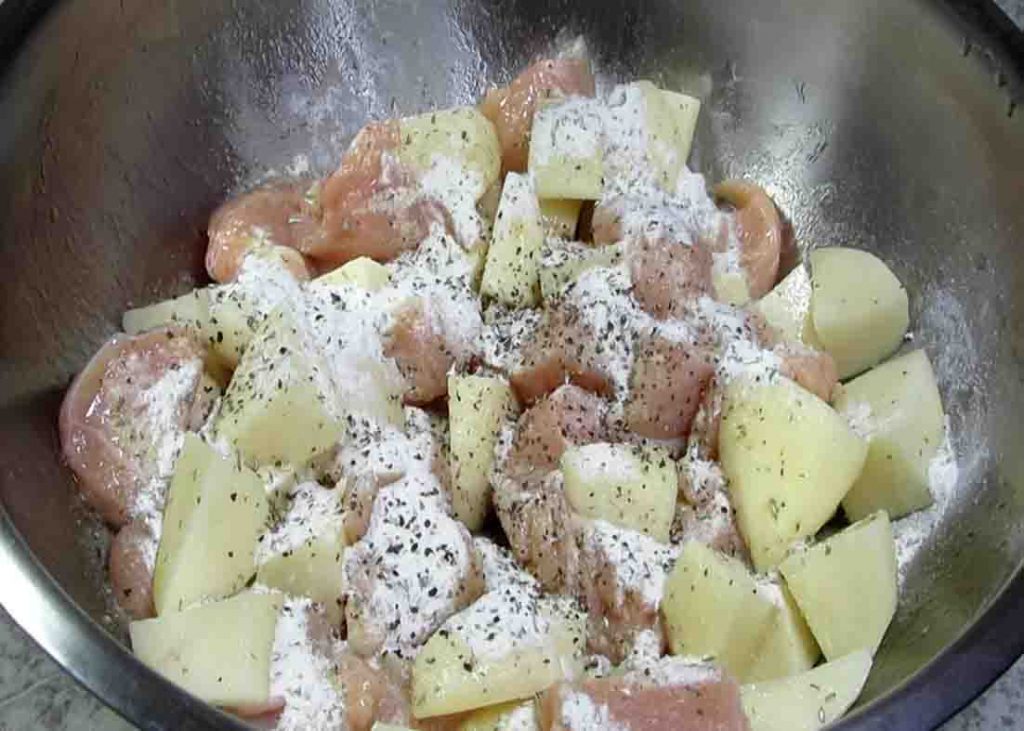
top-left (1, 0), bottom-right (1023, 729)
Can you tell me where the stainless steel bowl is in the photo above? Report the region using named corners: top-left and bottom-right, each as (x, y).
top-left (1, 0), bottom-right (1023, 728)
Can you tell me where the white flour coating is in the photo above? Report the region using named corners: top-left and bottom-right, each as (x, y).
top-left (564, 266), bottom-right (639, 395)
top-left (894, 421), bottom-right (961, 586)
top-left (256, 482), bottom-right (344, 564)
top-left (418, 156), bottom-right (487, 249)
top-left (559, 690), bottom-right (627, 731)
top-left (447, 586), bottom-right (551, 662)
top-left (531, 97), bottom-right (605, 165)
top-left (715, 337), bottom-right (782, 386)
top-left (499, 701), bottom-right (539, 730)
top-left (479, 306), bottom-right (543, 372)
top-left (626, 654), bottom-right (721, 688)
top-left (474, 537), bottom-right (539, 593)
top-left (565, 443), bottom-right (642, 485)
top-left (128, 358), bottom-right (205, 572)
top-left (842, 400), bottom-right (875, 440)
top-left (583, 520), bottom-right (678, 608)
top-left (270, 599), bottom-right (347, 731)
top-left (343, 472), bottom-right (474, 660)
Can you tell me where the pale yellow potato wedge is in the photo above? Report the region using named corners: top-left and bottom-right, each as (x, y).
top-left (719, 376), bottom-right (868, 571)
top-left (561, 442), bottom-right (677, 543)
top-left (836, 349), bottom-right (945, 521)
top-left (741, 650), bottom-right (873, 731)
top-left (153, 434), bottom-right (270, 615)
top-left (809, 247), bottom-right (909, 378)
top-left (746, 581), bottom-right (820, 683)
top-left (122, 288), bottom-right (211, 337)
top-left (213, 307), bottom-right (344, 469)
top-left (529, 99), bottom-right (604, 200)
top-left (539, 198), bottom-right (583, 239)
top-left (459, 700), bottom-right (537, 730)
top-left (754, 264), bottom-right (814, 344)
top-left (411, 593), bottom-right (584, 718)
top-left (399, 106), bottom-right (501, 198)
top-left (257, 525), bottom-right (345, 624)
top-left (315, 256), bottom-right (391, 292)
top-left (480, 173), bottom-right (545, 307)
top-left (780, 511), bottom-right (897, 660)
top-left (130, 591), bottom-right (282, 706)
top-left (538, 242), bottom-right (623, 301)
top-left (449, 374), bottom-right (517, 531)
top-left (662, 541), bottom-right (778, 681)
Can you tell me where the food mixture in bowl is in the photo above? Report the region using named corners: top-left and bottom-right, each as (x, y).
top-left (58, 49), bottom-right (956, 731)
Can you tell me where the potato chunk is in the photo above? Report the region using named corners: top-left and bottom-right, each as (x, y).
top-left (411, 592), bottom-right (584, 718)
top-left (779, 511), bottom-right (897, 660)
top-left (719, 376), bottom-right (868, 571)
top-left (809, 247), bottom-right (909, 378)
top-left (153, 434), bottom-right (270, 615)
top-left (480, 173), bottom-right (545, 307)
top-left (539, 198), bottom-right (583, 239)
top-left (214, 307), bottom-right (344, 469)
top-left (398, 106), bottom-right (501, 198)
top-left (529, 98), bottom-right (604, 200)
top-left (661, 541), bottom-right (777, 682)
top-left (315, 256), bottom-right (391, 291)
top-left (122, 288), bottom-right (211, 337)
top-left (746, 581), bottom-right (820, 683)
top-left (459, 700), bottom-right (537, 730)
top-left (130, 591), bottom-right (281, 706)
top-left (741, 650), bottom-right (872, 731)
top-left (538, 242), bottom-right (623, 301)
top-left (753, 264), bottom-right (815, 345)
top-left (449, 374), bottom-right (517, 531)
top-left (561, 442), bottom-right (677, 543)
top-left (836, 349), bottom-right (945, 521)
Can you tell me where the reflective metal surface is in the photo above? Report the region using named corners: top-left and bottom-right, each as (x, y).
top-left (0, 0), bottom-right (1022, 728)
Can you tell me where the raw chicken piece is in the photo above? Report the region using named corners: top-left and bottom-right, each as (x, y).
top-left (572, 520), bottom-right (677, 663)
top-left (776, 342), bottom-right (839, 403)
top-left (344, 474), bottom-right (483, 661)
top-left (713, 180), bottom-right (782, 299)
top-left (624, 333), bottom-right (715, 439)
top-left (298, 121), bottom-right (448, 267)
top-left (206, 180), bottom-right (317, 283)
top-left (628, 235), bottom-right (713, 320)
top-left (538, 658), bottom-right (750, 730)
top-left (384, 300), bottom-right (459, 405)
top-left (59, 329), bottom-right (211, 527)
top-left (480, 58), bottom-right (596, 173)
top-left (506, 384), bottom-right (610, 480)
top-left (509, 303), bottom-right (615, 405)
top-left (108, 519), bottom-right (156, 620)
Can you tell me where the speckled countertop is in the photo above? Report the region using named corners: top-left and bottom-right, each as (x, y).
top-left (2, 1), bottom-right (1024, 729)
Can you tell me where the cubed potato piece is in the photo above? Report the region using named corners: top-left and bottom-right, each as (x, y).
top-left (315, 257), bottom-right (391, 292)
top-left (754, 264), bottom-right (815, 344)
top-left (659, 89), bottom-right (701, 171)
top-left (123, 288), bottom-right (211, 336)
top-left (399, 106), bottom-right (501, 198)
top-left (459, 700), bottom-right (537, 730)
top-left (529, 99), bottom-right (604, 200)
top-left (719, 376), bottom-right (868, 571)
top-left (635, 82), bottom-right (701, 190)
top-left (257, 526), bottom-right (346, 624)
top-left (130, 591), bottom-right (282, 706)
top-left (539, 198), bottom-right (583, 239)
top-left (661, 541), bottom-right (778, 681)
top-left (449, 374), bottom-right (517, 531)
top-left (712, 260), bottom-right (752, 307)
top-left (538, 242), bottom-right (623, 301)
top-left (480, 173), bottom-right (545, 307)
top-left (836, 350), bottom-right (945, 521)
top-left (153, 434), bottom-right (270, 615)
top-left (746, 581), bottom-right (820, 683)
top-left (411, 592), bottom-right (584, 718)
top-left (809, 247), bottom-right (909, 378)
top-left (214, 307), bottom-right (344, 468)
top-left (561, 442), bottom-right (677, 543)
top-left (780, 511), bottom-right (897, 660)
top-left (741, 650), bottom-right (873, 731)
